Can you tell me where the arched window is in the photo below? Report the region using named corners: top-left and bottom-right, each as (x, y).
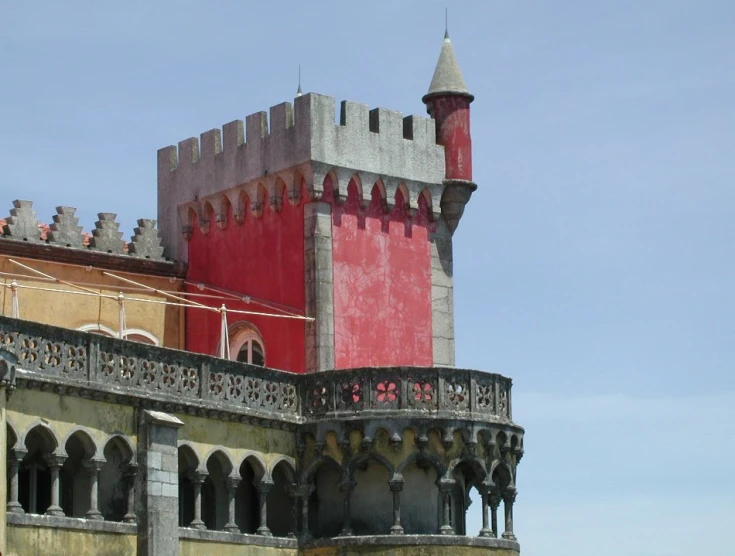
top-left (228, 323), bottom-right (265, 366)
top-left (77, 324), bottom-right (159, 346)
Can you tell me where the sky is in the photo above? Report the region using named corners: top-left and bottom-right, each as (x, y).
top-left (2, 1), bottom-right (734, 554)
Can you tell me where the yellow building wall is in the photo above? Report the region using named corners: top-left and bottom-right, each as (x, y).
top-left (7, 524), bottom-right (136, 556)
top-left (180, 539), bottom-right (297, 556)
top-left (0, 255), bottom-right (183, 348)
top-left (6, 389), bottom-right (137, 455)
top-left (301, 546), bottom-right (519, 556)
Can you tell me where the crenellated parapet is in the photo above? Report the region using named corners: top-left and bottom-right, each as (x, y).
top-left (157, 93), bottom-right (447, 262)
top-left (0, 201), bottom-right (167, 261)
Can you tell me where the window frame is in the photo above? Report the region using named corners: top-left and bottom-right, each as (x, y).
top-left (226, 322), bottom-right (266, 366)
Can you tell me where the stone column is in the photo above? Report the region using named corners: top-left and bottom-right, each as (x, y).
top-left (304, 202), bottom-right (335, 373)
top-left (298, 486), bottom-right (313, 540)
top-left (7, 449), bottom-right (27, 514)
top-left (256, 480), bottom-right (273, 536)
top-left (489, 491), bottom-right (501, 538)
top-left (479, 487), bottom-right (493, 537)
top-left (85, 459), bottom-right (105, 520)
top-left (287, 484), bottom-right (298, 538)
top-left (501, 488), bottom-right (517, 541)
top-left (137, 410), bottom-right (184, 556)
top-left (389, 478), bottom-right (404, 535)
top-left (123, 464), bottom-right (137, 523)
top-left (438, 481), bottom-right (454, 535)
top-left (187, 471), bottom-right (206, 530)
top-left (45, 454), bottom-right (66, 516)
top-left (224, 477), bottom-right (241, 533)
top-left (339, 481), bottom-right (355, 536)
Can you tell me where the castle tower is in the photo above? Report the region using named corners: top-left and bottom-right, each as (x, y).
top-left (0, 30), bottom-right (523, 556)
top-left (423, 30), bottom-right (477, 235)
top-left (156, 34), bottom-right (476, 373)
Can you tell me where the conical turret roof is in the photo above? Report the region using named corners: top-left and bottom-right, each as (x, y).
top-left (423, 31), bottom-right (473, 102)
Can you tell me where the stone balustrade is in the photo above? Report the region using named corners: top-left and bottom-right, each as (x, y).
top-left (0, 315), bottom-right (515, 427)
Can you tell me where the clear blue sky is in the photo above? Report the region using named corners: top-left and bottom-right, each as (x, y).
top-left (2, 1), bottom-right (734, 554)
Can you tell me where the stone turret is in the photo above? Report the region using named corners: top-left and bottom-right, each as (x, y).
top-left (423, 31), bottom-right (476, 235)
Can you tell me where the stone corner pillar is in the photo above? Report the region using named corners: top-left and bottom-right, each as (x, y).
top-left (304, 201), bottom-right (335, 373)
top-left (137, 410), bottom-right (184, 556)
top-left (430, 218), bottom-right (456, 367)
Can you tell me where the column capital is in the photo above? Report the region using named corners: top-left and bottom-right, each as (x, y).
top-left (84, 458), bottom-right (106, 474)
top-left (124, 463), bottom-right (138, 479)
top-left (339, 480), bottom-right (356, 494)
top-left (8, 447), bottom-right (28, 463)
top-left (257, 479), bottom-right (274, 494)
top-left (226, 476), bottom-right (242, 490)
top-left (188, 470), bottom-right (208, 485)
top-left (437, 478), bottom-right (455, 493)
top-left (502, 487), bottom-right (517, 504)
top-left (296, 484), bottom-right (315, 498)
top-left (388, 479), bottom-right (404, 493)
top-left (44, 453), bottom-right (67, 469)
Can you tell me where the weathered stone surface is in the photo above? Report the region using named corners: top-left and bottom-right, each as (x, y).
top-left (90, 213), bottom-right (126, 254)
top-left (3, 200), bottom-right (41, 241)
top-left (47, 206), bottom-right (85, 248)
top-left (128, 219), bottom-right (165, 260)
top-left (431, 219), bottom-right (455, 366)
top-left (137, 410), bottom-right (183, 556)
top-left (304, 202), bottom-right (335, 373)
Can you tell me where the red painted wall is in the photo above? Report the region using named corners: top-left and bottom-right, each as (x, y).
top-left (185, 186), bottom-right (306, 374)
top-left (431, 96), bottom-right (472, 181)
top-left (329, 178), bottom-right (434, 368)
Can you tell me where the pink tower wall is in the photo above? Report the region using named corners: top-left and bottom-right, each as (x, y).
top-left (326, 176), bottom-right (434, 369)
top-left (430, 96), bottom-right (472, 181)
top-left (185, 187), bottom-right (306, 374)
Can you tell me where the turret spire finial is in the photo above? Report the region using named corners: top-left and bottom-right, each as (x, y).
top-left (423, 23), bottom-right (473, 102)
top-left (296, 64), bottom-right (302, 97)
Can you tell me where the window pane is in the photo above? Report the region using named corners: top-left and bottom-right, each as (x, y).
top-left (236, 343), bottom-right (250, 363)
top-left (251, 342), bottom-right (264, 366)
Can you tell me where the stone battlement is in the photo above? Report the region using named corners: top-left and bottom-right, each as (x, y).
top-left (157, 93), bottom-right (447, 261)
top-left (0, 200), bottom-right (166, 260)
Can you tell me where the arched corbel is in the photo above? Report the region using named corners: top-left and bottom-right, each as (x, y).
top-left (371, 178), bottom-right (389, 213)
top-left (246, 182), bottom-right (266, 218)
top-left (232, 189), bottom-right (248, 224)
top-left (267, 175), bottom-right (285, 213)
top-left (345, 172), bottom-right (364, 208)
top-left (358, 172), bottom-right (378, 209)
top-left (280, 170), bottom-right (300, 206)
top-left (396, 182), bottom-right (414, 217)
top-left (383, 177), bottom-right (401, 212)
top-left (210, 194), bottom-right (231, 229)
top-left (333, 168), bottom-right (355, 205)
top-left (304, 162), bottom-right (332, 201)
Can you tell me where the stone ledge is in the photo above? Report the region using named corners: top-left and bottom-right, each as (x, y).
top-left (7, 512), bottom-right (137, 534)
top-left (303, 534), bottom-right (520, 551)
top-left (179, 527), bottom-right (298, 548)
